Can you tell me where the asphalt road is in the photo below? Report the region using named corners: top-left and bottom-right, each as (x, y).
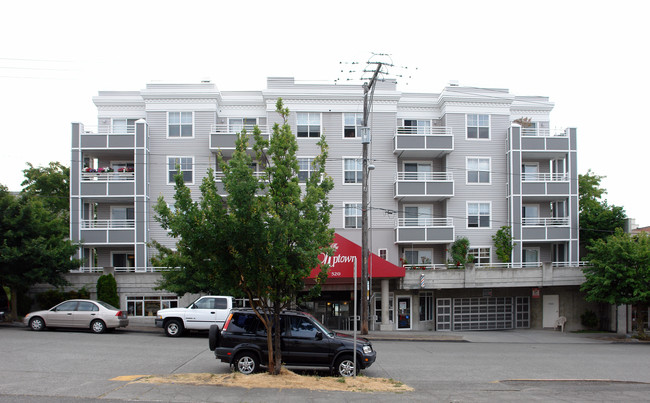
top-left (1, 326), bottom-right (649, 402)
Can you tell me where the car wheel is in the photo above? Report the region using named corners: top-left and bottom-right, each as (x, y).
top-left (234, 352), bottom-right (259, 375)
top-left (208, 324), bottom-right (221, 351)
top-left (334, 355), bottom-right (358, 377)
top-left (91, 319), bottom-right (106, 334)
top-left (165, 319), bottom-right (183, 337)
top-left (29, 317), bottom-right (45, 331)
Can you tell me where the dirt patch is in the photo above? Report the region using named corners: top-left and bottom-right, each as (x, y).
top-left (124, 368), bottom-right (413, 393)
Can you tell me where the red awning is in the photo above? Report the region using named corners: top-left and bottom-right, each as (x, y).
top-left (308, 233), bottom-right (405, 281)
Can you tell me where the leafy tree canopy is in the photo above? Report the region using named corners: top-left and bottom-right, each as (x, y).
top-left (21, 162), bottom-right (70, 222)
top-left (579, 170), bottom-right (626, 254)
top-left (581, 229), bottom-right (650, 335)
top-left (152, 99), bottom-right (334, 373)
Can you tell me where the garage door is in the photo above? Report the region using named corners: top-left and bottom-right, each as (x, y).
top-left (436, 297), bottom-right (530, 331)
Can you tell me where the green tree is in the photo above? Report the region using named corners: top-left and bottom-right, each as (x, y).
top-left (96, 274), bottom-right (120, 307)
top-left (579, 170), bottom-right (626, 254)
top-left (21, 162), bottom-right (70, 222)
top-left (152, 99), bottom-right (334, 374)
top-left (0, 186), bottom-right (80, 319)
top-left (449, 237), bottom-right (470, 267)
top-left (581, 229), bottom-right (650, 337)
top-left (492, 226), bottom-right (514, 263)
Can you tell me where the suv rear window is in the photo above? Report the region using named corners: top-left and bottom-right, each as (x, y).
top-left (228, 313), bottom-right (258, 333)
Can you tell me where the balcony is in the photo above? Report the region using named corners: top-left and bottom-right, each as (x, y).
top-left (394, 172), bottom-right (454, 201)
top-left (78, 125), bottom-right (136, 149)
top-left (209, 124), bottom-right (270, 157)
top-left (520, 128), bottom-right (570, 156)
top-left (80, 171), bottom-right (135, 197)
top-left (79, 219), bottom-right (135, 244)
top-left (395, 217), bottom-right (454, 244)
top-left (521, 173), bottom-right (570, 198)
top-left (394, 126), bottom-right (454, 158)
top-left (521, 217), bottom-right (571, 241)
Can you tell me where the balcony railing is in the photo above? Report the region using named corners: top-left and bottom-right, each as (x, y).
top-left (397, 217), bottom-right (454, 227)
top-left (70, 266), bottom-right (172, 273)
top-left (81, 171), bottom-right (135, 181)
top-left (396, 172), bottom-right (453, 181)
top-left (521, 128), bottom-right (567, 137)
top-left (81, 125), bottom-right (137, 135)
top-left (81, 219), bottom-right (135, 229)
top-left (403, 261), bottom-right (588, 270)
top-left (214, 171), bottom-right (265, 181)
top-left (396, 126), bottom-right (452, 135)
top-left (210, 124), bottom-right (269, 135)
top-left (522, 217), bottom-right (570, 226)
top-left (521, 173), bottom-right (569, 182)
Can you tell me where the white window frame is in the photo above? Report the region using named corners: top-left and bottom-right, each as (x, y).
top-left (228, 117), bottom-right (257, 133)
top-left (522, 204), bottom-right (540, 226)
top-left (344, 202), bottom-right (362, 229)
top-left (296, 112), bottom-right (321, 138)
top-left (467, 201), bottom-right (491, 229)
top-left (167, 156), bottom-right (194, 185)
top-left (466, 114), bottom-right (490, 140)
top-left (403, 204), bottom-right (433, 227)
top-left (403, 248), bottom-right (433, 266)
top-left (468, 247), bottom-right (491, 265)
top-left (343, 113), bottom-right (363, 138)
top-left (378, 248), bottom-right (388, 261)
top-left (419, 291), bottom-right (434, 322)
top-left (522, 162), bottom-right (540, 182)
top-left (522, 247), bottom-right (541, 264)
top-left (343, 158), bottom-right (363, 184)
top-left (297, 157), bottom-right (316, 183)
top-left (466, 157), bottom-right (491, 184)
top-left (111, 118), bottom-right (137, 134)
top-left (402, 119), bottom-right (432, 134)
top-left (403, 161), bottom-right (433, 181)
top-left (167, 111), bottom-right (194, 138)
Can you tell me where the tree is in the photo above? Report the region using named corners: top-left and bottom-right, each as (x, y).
top-left (0, 186), bottom-right (80, 319)
top-left (581, 229), bottom-right (650, 337)
top-left (97, 274), bottom-right (119, 307)
top-left (21, 162), bottom-right (70, 222)
top-left (449, 237), bottom-right (470, 267)
top-left (492, 226), bottom-right (514, 263)
top-left (579, 170), bottom-right (626, 254)
top-left (153, 99), bottom-right (334, 374)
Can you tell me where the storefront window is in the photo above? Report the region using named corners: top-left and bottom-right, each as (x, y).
top-left (127, 296), bottom-right (179, 316)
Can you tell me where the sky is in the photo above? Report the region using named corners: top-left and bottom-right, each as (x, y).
top-left (2, 0), bottom-right (649, 225)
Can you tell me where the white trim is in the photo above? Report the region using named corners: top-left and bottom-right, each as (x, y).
top-left (466, 156), bottom-right (491, 185)
top-left (378, 248), bottom-right (388, 261)
top-left (342, 157), bottom-right (363, 185)
top-left (166, 111), bottom-right (195, 139)
top-left (466, 201), bottom-right (492, 229)
top-left (343, 201), bottom-right (362, 229)
top-left (167, 156), bottom-right (195, 185)
top-left (342, 112), bottom-right (363, 139)
top-left (468, 246), bottom-right (491, 264)
top-left (465, 113), bottom-right (491, 140)
top-left (296, 112), bottom-right (322, 138)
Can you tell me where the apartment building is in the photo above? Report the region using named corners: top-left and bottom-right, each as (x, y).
top-left (69, 77), bottom-right (594, 331)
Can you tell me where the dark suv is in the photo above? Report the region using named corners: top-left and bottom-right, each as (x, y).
top-left (209, 309), bottom-right (376, 377)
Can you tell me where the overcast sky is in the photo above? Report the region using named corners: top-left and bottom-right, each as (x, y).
top-left (2, 0), bottom-right (649, 225)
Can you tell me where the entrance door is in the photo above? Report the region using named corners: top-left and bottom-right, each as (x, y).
top-left (396, 296), bottom-right (412, 330)
top-left (542, 294), bottom-right (559, 328)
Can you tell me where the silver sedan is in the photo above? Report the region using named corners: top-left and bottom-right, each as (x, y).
top-left (23, 299), bottom-right (128, 333)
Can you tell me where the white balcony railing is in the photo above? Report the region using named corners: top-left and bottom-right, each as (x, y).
top-left (81, 172), bottom-right (135, 181)
top-left (396, 126), bottom-right (452, 135)
top-left (521, 127), bottom-right (567, 137)
top-left (397, 217), bottom-right (453, 227)
top-left (81, 219), bottom-right (135, 229)
top-left (81, 125), bottom-right (137, 135)
top-left (521, 173), bottom-right (569, 182)
top-left (522, 217), bottom-right (570, 226)
top-left (214, 171), bottom-right (265, 181)
top-left (395, 172), bottom-right (453, 181)
top-left (210, 124), bottom-right (269, 134)
top-left (403, 261), bottom-right (587, 270)
top-left (69, 266), bottom-right (172, 273)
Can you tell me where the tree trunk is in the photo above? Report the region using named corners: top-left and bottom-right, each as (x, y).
top-left (636, 303), bottom-right (647, 338)
top-left (264, 317), bottom-right (275, 374)
top-left (272, 301), bottom-right (282, 375)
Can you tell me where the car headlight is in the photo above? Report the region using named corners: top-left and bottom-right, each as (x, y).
top-left (363, 345), bottom-right (372, 354)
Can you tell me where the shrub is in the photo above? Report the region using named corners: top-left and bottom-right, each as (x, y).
top-left (449, 237), bottom-right (470, 267)
top-left (96, 274), bottom-right (120, 307)
top-left (580, 310), bottom-right (599, 329)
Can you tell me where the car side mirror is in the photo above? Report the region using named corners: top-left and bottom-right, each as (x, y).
top-left (315, 331), bottom-right (323, 340)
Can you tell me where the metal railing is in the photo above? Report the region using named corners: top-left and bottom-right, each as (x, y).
top-left (404, 261), bottom-right (587, 270)
top-left (81, 125), bottom-right (137, 135)
top-left (522, 217), bottom-right (570, 226)
top-left (521, 173), bottom-right (569, 182)
top-left (214, 171), bottom-right (266, 181)
top-left (395, 172), bottom-right (453, 181)
top-left (81, 172), bottom-right (135, 181)
top-left (69, 266), bottom-right (174, 273)
top-left (81, 219), bottom-right (135, 229)
top-left (396, 126), bottom-right (452, 135)
top-left (210, 124), bottom-right (269, 134)
top-left (396, 217), bottom-right (453, 227)
top-left (521, 127), bottom-right (567, 137)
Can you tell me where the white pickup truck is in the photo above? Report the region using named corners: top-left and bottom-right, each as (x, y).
top-left (155, 295), bottom-right (234, 337)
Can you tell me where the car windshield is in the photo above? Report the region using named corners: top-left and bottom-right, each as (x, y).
top-left (96, 301), bottom-right (118, 310)
top-left (302, 312), bottom-right (335, 337)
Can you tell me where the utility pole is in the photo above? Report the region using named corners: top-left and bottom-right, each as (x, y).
top-left (360, 63), bottom-right (382, 335)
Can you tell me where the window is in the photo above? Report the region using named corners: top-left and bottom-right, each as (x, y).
top-left (401, 120), bottom-right (431, 134)
top-left (344, 203), bottom-right (362, 228)
top-left (344, 113), bottom-right (363, 138)
top-left (343, 158), bottom-right (363, 184)
top-left (404, 162), bottom-right (432, 181)
top-left (522, 163), bottom-right (539, 181)
top-left (419, 291), bottom-right (434, 321)
top-left (468, 202), bottom-right (490, 228)
top-left (522, 248), bottom-right (540, 264)
top-left (168, 157), bottom-right (193, 184)
top-left (127, 296), bottom-right (178, 317)
top-left (403, 249), bottom-right (432, 266)
top-left (288, 316), bottom-right (318, 338)
top-left (77, 301), bottom-right (99, 312)
top-left (378, 248), bottom-right (387, 260)
top-left (468, 247), bottom-right (490, 265)
top-left (111, 206), bottom-right (134, 228)
top-left (467, 114), bottom-right (489, 139)
top-left (297, 112), bottom-right (320, 138)
top-left (168, 112), bottom-right (193, 137)
top-left (229, 118), bottom-right (257, 133)
top-left (467, 158), bottom-right (490, 184)
top-left (112, 118), bottom-right (137, 134)
top-left (298, 158), bottom-right (315, 182)
top-left (374, 292), bottom-right (394, 324)
top-left (404, 205), bottom-right (432, 227)
top-left (522, 204), bottom-right (540, 226)
top-left (112, 252), bottom-right (135, 268)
